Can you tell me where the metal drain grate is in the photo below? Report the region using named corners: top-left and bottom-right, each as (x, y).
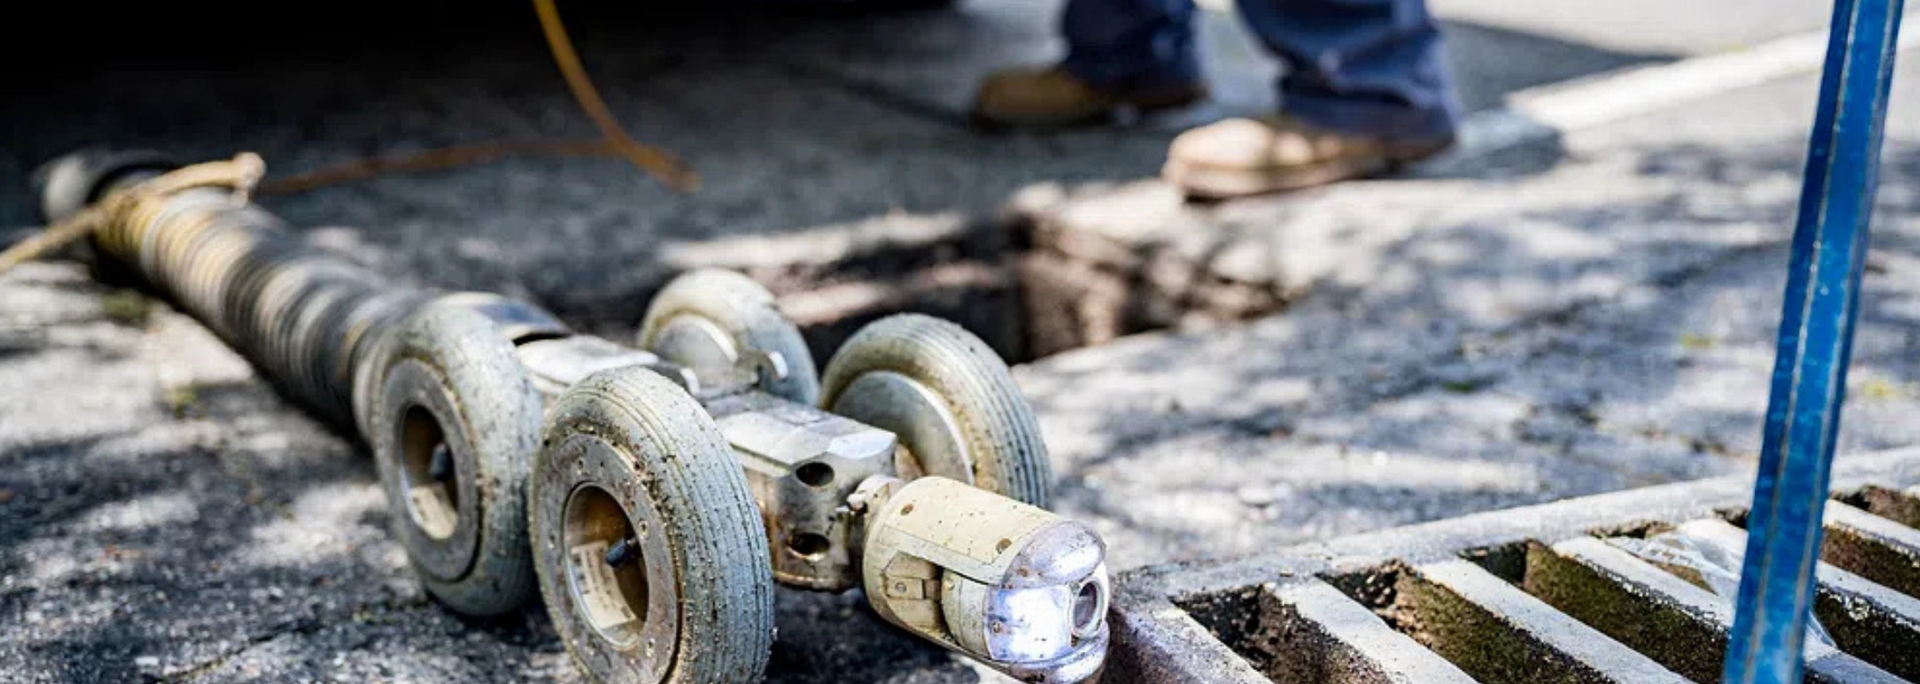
top-left (1105, 448), bottom-right (1920, 684)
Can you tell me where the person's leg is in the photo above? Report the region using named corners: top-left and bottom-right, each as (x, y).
top-left (1236, 0), bottom-right (1457, 139)
top-left (1060, 0), bottom-right (1203, 91)
top-left (1160, 0), bottom-right (1458, 198)
top-left (971, 0), bottom-right (1207, 127)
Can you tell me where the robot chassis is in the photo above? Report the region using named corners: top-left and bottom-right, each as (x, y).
top-left (34, 151), bottom-right (1110, 684)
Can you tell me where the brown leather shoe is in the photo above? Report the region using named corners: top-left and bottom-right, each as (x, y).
top-left (971, 67), bottom-right (1206, 129)
top-left (1162, 115), bottom-right (1454, 199)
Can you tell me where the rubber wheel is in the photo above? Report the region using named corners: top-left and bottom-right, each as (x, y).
top-left (637, 269), bottom-right (819, 404)
top-left (820, 314), bottom-right (1051, 506)
top-left (372, 303), bottom-right (542, 616)
top-left (530, 367), bottom-right (775, 684)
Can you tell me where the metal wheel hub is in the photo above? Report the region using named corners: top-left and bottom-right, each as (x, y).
top-left (380, 359), bottom-right (482, 582)
top-left (538, 432), bottom-right (681, 684)
top-left (830, 371), bottom-right (971, 485)
top-left (648, 315), bottom-right (739, 380)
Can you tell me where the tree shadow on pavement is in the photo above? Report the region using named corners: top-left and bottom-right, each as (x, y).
top-left (0, 278), bottom-right (986, 682)
top-left (0, 5), bottom-right (1891, 681)
top-left (1, 1), bottom-right (1674, 330)
top-left (1021, 138), bottom-right (1920, 566)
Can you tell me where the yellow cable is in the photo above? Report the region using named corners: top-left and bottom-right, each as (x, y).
top-left (532, 0), bottom-right (701, 192)
top-left (257, 138), bottom-right (619, 195)
top-left (0, 211), bottom-right (103, 275)
top-left (2, 2), bottom-right (695, 273)
top-left (0, 154), bottom-right (264, 276)
top-left (261, 0), bottom-right (697, 195)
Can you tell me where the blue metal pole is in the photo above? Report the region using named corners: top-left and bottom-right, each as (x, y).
top-left (1722, 1), bottom-right (1904, 683)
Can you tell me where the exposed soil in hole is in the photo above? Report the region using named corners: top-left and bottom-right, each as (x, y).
top-left (1458, 544), bottom-right (1528, 584)
top-left (1173, 585), bottom-right (1318, 684)
top-left (556, 214), bottom-right (1289, 367)
top-left (1321, 563), bottom-right (1407, 624)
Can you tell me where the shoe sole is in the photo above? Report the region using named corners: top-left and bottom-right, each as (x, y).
top-left (1162, 141), bottom-right (1452, 201)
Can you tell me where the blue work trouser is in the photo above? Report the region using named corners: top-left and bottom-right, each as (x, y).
top-left (1060, 0), bottom-right (1458, 138)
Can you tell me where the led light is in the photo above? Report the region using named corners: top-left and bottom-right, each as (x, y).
top-left (861, 477), bottom-right (1112, 684)
top-left (985, 584), bottom-right (1072, 660)
top-left (970, 563), bottom-right (1110, 662)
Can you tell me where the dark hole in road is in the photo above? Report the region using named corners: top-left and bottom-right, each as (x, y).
top-left (628, 220), bottom-right (1289, 368)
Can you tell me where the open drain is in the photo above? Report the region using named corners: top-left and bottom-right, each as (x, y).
top-left (600, 194), bottom-right (1293, 368)
top-left (1106, 448), bottom-right (1920, 684)
top-left (679, 216), bottom-right (1285, 366)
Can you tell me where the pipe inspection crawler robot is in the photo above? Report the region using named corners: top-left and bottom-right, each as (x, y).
top-left (34, 151), bottom-right (1110, 684)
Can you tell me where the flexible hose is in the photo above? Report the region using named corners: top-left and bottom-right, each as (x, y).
top-left (82, 155), bottom-right (428, 430)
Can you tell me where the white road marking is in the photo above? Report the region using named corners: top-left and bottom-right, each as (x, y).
top-left (1445, 27), bottom-right (1920, 161)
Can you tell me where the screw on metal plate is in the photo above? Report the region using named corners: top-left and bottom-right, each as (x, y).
top-left (604, 536), bottom-right (641, 568)
top-left (428, 443), bottom-right (454, 483)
